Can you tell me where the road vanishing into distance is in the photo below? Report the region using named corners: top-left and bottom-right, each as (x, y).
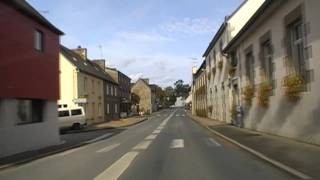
top-left (0, 108), bottom-right (296, 180)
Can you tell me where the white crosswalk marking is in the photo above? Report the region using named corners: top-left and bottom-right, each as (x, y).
top-left (133, 140), bottom-right (152, 150)
top-left (96, 143), bottom-right (120, 153)
top-left (170, 139), bottom-right (184, 149)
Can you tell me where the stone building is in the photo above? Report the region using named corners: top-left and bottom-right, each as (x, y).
top-left (203, 0), bottom-right (265, 123)
top-left (192, 61), bottom-right (207, 117)
top-left (224, 0), bottom-right (320, 145)
top-left (131, 79), bottom-right (156, 114)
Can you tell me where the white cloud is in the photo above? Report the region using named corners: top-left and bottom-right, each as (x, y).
top-left (117, 31), bottom-right (174, 43)
top-left (129, 72), bottom-right (144, 82)
top-left (160, 17), bottom-right (218, 36)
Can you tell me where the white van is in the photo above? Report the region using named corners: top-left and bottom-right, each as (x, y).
top-left (58, 107), bottom-right (86, 129)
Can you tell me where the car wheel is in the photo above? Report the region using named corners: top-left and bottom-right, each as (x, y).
top-left (72, 123), bottom-right (81, 130)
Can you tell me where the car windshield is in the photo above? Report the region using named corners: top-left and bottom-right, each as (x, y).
top-left (1, 0), bottom-right (319, 180)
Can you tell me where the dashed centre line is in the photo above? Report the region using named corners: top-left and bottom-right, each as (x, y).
top-left (152, 129), bottom-right (161, 134)
top-left (96, 143), bottom-right (120, 153)
top-left (133, 140), bottom-right (153, 150)
top-left (170, 139), bottom-right (184, 149)
top-left (145, 134), bottom-right (158, 140)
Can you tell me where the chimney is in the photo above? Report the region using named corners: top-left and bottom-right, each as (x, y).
top-left (72, 46), bottom-right (87, 59)
top-left (192, 65), bottom-right (197, 74)
top-left (92, 59), bottom-right (106, 70)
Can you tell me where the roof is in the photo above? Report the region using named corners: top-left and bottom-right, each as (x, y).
top-left (202, 22), bottom-right (227, 57)
top-left (60, 46), bottom-right (117, 84)
top-left (5, 0), bottom-right (63, 35)
top-left (223, 0), bottom-right (276, 53)
top-left (194, 60), bottom-right (206, 77)
top-left (105, 66), bottom-right (131, 80)
top-left (132, 79), bottom-right (151, 90)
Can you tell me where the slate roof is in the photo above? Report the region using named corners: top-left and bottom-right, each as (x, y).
top-left (5, 0), bottom-right (63, 35)
top-left (60, 46), bottom-right (117, 84)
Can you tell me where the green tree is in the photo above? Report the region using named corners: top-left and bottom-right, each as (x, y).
top-left (174, 80), bottom-right (190, 98)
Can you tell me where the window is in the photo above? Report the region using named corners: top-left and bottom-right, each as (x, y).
top-left (111, 85), bottom-right (114, 96)
top-left (84, 77), bottom-right (87, 92)
top-left (92, 80), bottom-right (95, 94)
top-left (115, 104), bottom-right (118, 113)
top-left (245, 50), bottom-right (255, 85)
top-left (114, 86), bottom-right (117, 96)
top-left (17, 99), bottom-right (44, 124)
top-left (58, 105), bottom-right (62, 108)
top-left (261, 39), bottom-right (273, 81)
top-left (59, 110), bottom-right (70, 117)
top-left (63, 104), bottom-right (67, 108)
top-left (98, 103), bottom-right (102, 116)
top-left (107, 104), bottom-right (110, 114)
top-left (71, 109), bottom-right (82, 116)
top-left (106, 84), bottom-right (109, 95)
top-left (288, 19), bottom-right (305, 74)
top-left (34, 30), bottom-right (44, 52)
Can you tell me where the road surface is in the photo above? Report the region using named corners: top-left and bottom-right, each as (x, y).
top-left (0, 108), bottom-right (295, 180)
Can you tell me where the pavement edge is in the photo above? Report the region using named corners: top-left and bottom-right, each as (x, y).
top-left (187, 113), bottom-right (312, 180)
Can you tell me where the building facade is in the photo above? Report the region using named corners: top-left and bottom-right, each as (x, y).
top-left (192, 61), bottom-right (207, 117)
top-left (0, 0), bottom-right (63, 157)
top-left (203, 0), bottom-right (265, 123)
top-left (224, 0), bottom-right (320, 145)
top-left (131, 79), bottom-right (154, 114)
top-left (59, 46), bottom-right (118, 124)
top-left (103, 67), bottom-right (131, 118)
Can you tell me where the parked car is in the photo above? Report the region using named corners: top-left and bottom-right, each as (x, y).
top-left (58, 107), bottom-right (86, 129)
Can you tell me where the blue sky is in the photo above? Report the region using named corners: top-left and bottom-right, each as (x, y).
top-left (28, 0), bottom-right (243, 87)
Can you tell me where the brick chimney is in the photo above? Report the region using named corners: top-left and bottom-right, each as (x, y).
top-left (92, 59), bottom-right (106, 70)
top-left (72, 46), bottom-right (87, 59)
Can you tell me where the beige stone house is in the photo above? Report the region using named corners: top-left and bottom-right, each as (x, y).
top-left (59, 46), bottom-right (117, 124)
top-left (131, 79), bottom-right (156, 114)
top-left (224, 0), bottom-right (320, 145)
top-left (192, 61), bottom-right (207, 117)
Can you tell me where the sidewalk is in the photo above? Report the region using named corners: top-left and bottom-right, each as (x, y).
top-left (188, 112), bottom-right (320, 179)
top-left (64, 116), bottom-right (148, 134)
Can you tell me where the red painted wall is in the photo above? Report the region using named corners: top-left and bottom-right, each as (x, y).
top-left (0, 2), bottom-right (61, 100)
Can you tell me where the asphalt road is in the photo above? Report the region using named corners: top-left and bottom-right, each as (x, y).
top-left (0, 108), bottom-right (296, 180)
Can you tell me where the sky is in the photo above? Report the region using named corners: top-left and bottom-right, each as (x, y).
top-left (28, 0), bottom-right (243, 87)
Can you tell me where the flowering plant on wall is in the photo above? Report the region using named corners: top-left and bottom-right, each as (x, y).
top-left (283, 74), bottom-right (305, 101)
top-left (218, 60), bottom-right (223, 69)
top-left (230, 103), bottom-right (237, 119)
top-left (242, 84), bottom-right (255, 106)
top-left (208, 105), bottom-right (213, 113)
top-left (257, 81), bottom-right (273, 107)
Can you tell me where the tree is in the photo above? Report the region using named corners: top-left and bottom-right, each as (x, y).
top-left (164, 86), bottom-right (176, 107)
top-left (174, 79), bottom-right (190, 98)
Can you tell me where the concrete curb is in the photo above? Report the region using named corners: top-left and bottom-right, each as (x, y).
top-left (0, 118), bottom-right (148, 171)
top-left (187, 114), bottom-right (312, 180)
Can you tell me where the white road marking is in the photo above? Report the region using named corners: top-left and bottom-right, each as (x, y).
top-left (145, 134), bottom-right (158, 140)
top-left (133, 140), bottom-right (152, 150)
top-left (96, 143), bottom-right (120, 153)
top-left (207, 138), bottom-right (221, 147)
top-left (170, 139), bottom-right (184, 149)
top-left (156, 126), bottom-right (164, 130)
top-left (57, 146), bottom-right (87, 156)
top-left (181, 114), bottom-right (185, 117)
top-left (152, 129), bottom-right (161, 134)
top-left (175, 114), bottom-right (180, 117)
top-left (94, 151), bottom-right (139, 180)
top-left (85, 133), bottom-right (112, 144)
